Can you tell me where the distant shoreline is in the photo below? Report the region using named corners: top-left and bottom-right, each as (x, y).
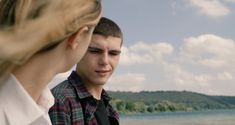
top-left (108, 90), bottom-right (235, 114)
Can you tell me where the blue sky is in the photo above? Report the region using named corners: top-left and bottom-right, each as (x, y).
top-left (50, 0), bottom-right (235, 96)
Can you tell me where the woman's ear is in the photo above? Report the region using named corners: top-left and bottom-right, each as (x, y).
top-left (67, 26), bottom-right (89, 49)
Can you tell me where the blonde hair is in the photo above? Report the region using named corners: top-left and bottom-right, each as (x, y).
top-left (0, 0), bottom-right (101, 82)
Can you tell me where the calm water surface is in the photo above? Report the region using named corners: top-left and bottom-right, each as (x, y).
top-left (120, 109), bottom-right (235, 125)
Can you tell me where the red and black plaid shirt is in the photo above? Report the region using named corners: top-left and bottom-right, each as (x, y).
top-left (49, 71), bottom-right (119, 125)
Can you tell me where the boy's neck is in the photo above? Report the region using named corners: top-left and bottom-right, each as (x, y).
top-left (86, 85), bottom-right (103, 100)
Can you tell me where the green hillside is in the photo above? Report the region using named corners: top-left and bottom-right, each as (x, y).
top-left (107, 91), bottom-right (235, 114)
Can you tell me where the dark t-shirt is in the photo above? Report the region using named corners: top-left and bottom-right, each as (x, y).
top-left (94, 98), bottom-right (110, 125)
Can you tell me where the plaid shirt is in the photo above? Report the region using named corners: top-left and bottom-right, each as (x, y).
top-left (49, 71), bottom-right (119, 125)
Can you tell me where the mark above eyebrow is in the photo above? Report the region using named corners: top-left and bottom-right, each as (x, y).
top-left (88, 46), bottom-right (100, 49)
top-left (110, 50), bottom-right (121, 53)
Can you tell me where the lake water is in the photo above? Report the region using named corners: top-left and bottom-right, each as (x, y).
top-left (120, 109), bottom-right (235, 125)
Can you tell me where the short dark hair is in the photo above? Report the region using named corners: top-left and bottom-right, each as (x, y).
top-left (93, 17), bottom-right (123, 45)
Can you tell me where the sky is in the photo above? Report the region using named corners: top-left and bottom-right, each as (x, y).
top-left (50, 0), bottom-right (235, 96)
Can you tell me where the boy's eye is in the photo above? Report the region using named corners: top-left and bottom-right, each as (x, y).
top-left (109, 51), bottom-right (121, 56)
top-left (89, 50), bottom-right (100, 53)
top-left (88, 47), bottom-right (102, 53)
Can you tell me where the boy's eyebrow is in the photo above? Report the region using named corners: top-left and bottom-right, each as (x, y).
top-left (88, 46), bottom-right (121, 53)
top-left (110, 49), bottom-right (121, 53)
top-left (88, 46), bottom-right (104, 52)
top-left (88, 46), bottom-right (102, 50)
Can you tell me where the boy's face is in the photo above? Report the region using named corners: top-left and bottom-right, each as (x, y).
top-left (76, 34), bottom-right (122, 87)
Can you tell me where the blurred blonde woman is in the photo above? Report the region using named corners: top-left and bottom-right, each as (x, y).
top-left (0, 0), bottom-right (101, 82)
top-left (0, 0), bottom-right (101, 124)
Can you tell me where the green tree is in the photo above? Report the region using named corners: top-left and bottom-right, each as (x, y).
top-left (116, 101), bottom-right (126, 111)
top-left (135, 102), bottom-right (147, 113)
top-left (147, 105), bottom-right (155, 113)
top-left (125, 101), bottom-right (135, 112)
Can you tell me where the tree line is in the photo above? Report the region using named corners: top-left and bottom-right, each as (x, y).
top-left (108, 91), bottom-right (235, 114)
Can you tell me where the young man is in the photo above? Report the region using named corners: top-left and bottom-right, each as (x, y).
top-left (0, 0), bottom-right (102, 124)
top-left (49, 17), bottom-right (123, 125)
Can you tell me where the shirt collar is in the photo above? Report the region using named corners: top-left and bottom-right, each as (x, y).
top-left (37, 85), bottom-right (55, 112)
top-left (68, 71), bottom-right (92, 99)
top-left (68, 71), bottom-right (111, 102)
top-left (0, 74), bottom-right (54, 124)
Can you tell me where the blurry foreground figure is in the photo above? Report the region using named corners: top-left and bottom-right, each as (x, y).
top-left (0, 0), bottom-right (102, 124)
top-left (0, 0), bottom-right (101, 82)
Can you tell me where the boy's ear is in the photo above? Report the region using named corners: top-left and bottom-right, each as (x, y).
top-left (67, 26), bottom-right (89, 49)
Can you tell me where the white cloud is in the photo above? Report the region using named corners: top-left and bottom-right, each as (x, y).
top-left (162, 62), bottom-right (212, 87)
top-left (120, 46), bottom-right (153, 65)
top-left (163, 34), bottom-right (235, 95)
top-left (217, 72), bottom-right (234, 80)
top-left (106, 73), bottom-right (146, 92)
top-left (160, 60), bottom-right (235, 96)
top-left (189, 0), bottom-right (230, 17)
top-left (120, 42), bottom-right (174, 65)
top-left (181, 34), bottom-right (235, 69)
